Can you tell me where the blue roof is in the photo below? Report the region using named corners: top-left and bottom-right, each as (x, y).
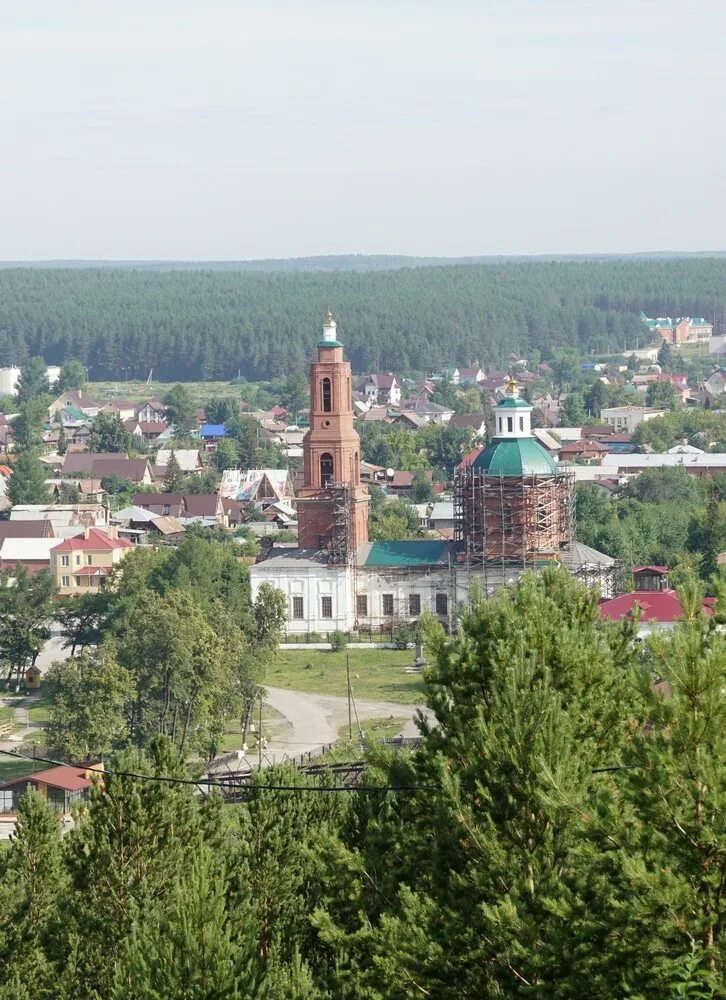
top-left (200, 424), bottom-right (228, 438)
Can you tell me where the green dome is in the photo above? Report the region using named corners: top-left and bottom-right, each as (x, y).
top-left (473, 437), bottom-right (558, 476)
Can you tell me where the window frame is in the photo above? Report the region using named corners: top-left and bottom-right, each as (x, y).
top-left (382, 593), bottom-right (394, 616)
top-left (321, 595), bottom-right (333, 619)
top-left (356, 594), bottom-right (368, 617)
top-left (409, 594), bottom-right (421, 616)
top-left (291, 596), bottom-right (304, 620)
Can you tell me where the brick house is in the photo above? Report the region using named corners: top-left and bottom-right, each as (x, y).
top-left (51, 527), bottom-right (133, 595)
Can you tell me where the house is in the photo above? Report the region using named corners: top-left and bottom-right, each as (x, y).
top-left (358, 405), bottom-right (392, 423)
top-left (47, 478), bottom-right (106, 503)
top-left (221, 497), bottom-right (245, 526)
top-left (182, 494), bottom-right (225, 522)
top-left (428, 502), bottom-right (454, 530)
top-left (112, 506), bottom-right (186, 543)
top-left (600, 406), bottom-right (666, 435)
top-left (458, 367), bottom-right (485, 385)
top-left (219, 469), bottom-right (294, 507)
top-left (0, 520), bottom-right (54, 540)
top-left (0, 537), bottom-right (58, 576)
top-left (357, 374), bottom-right (401, 406)
top-left (599, 565), bottom-right (714, 636)
top-left (48, 391), bottom-right (101, 420)
top-left (100, 399), bottom-right (138, 421)
top-left (131, 493), bottom-right (185, 518)
top-left (0, 763), bottom-right (103, 821)
top-left (125, 420), bottom-right (168, 443)
top-left (640, 312), bottom-right (713, 344)
top-left (404, 401), bottom-right (454, 424)
top-left (51, 526), bottom-right (133, 595)
top-left (131, 492), bottom-right (225, 523)
top-left (155, 449), bottom-right (204, 474)
top-left (9, 504), bottom-right (108, 538)
top-left (558, 440), bottom-right (607, 464)
top-left (61, 453), bottom-right (154, 485)
top-left (448, 413), bottom-right (488, 436)
top-left (199, 424), bottom-right (229, 452)
top-left (704, 368), bottom-right (726, 398)
top-left (135, 400), bottom-right (166, 423)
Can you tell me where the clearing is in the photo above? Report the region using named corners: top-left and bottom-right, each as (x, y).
top-left (267, 649), bottom-right (426, 704)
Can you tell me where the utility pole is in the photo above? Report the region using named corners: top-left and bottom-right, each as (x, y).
top-left (346, 653), bottom-right (352, 740)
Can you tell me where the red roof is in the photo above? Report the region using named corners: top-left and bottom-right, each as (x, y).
top-left (52, 528), bottom-right (132, 553)
top-left (633, 565), bottom-right (669, 575)
top-left (599, 590), bottom-right (713, 624)
top-left (0, 764), bottom-right (95, 793)
top-left (72, 565), bottom-right (109, 576)
top-left (456, 446), bottom-right (484, 471)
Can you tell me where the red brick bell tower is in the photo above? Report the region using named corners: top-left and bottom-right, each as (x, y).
top-left (296, 312), bottom-right (369, 558)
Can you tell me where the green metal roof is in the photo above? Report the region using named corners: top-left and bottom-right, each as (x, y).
top-left (473, 437), bottom-right (558, 476)
top-left (317, 340), bottom-right (343, 348)
top-left (364, 540), bottom-right (447, 567)
top-left (497, 396), bottom-right (530, 409)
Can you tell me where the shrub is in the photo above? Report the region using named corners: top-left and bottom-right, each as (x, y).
top-left (330, 630), bottom-right (348, 652)
top-left (392, 623), bottom-right (414, 649)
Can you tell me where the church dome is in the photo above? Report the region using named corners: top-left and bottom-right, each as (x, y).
top-left (473, 436), bottom-right (558, 476)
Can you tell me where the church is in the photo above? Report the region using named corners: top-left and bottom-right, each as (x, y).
top-left (249, 313), bottom-right (616, 633)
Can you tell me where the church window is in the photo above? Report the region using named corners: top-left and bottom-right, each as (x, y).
top-left (409, 594), bottom-right (421, 616)
top-left (321, 595), bottom-right (333, 618)
top-left (356, 594), bottom-right (368, 616)
top-left (292, 596), bottom-right (304, 620)
top-left (382, 593), bottom-right (394, 616)
top-left (320, 453), bottom-right (334, 486)
top-left (507, 417), bottom-right (513, 433)
top-left (519, 416), bottom-right (524, 431)
top-left (322, 377), bottom-right (332, 412)
top-left (498, 417), bottom-right (502, 432)
top-left (435, 592), bottom-right (448, 616)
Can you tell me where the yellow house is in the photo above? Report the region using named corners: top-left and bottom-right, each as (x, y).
top-left (50, 526), bottom-right (133, 595)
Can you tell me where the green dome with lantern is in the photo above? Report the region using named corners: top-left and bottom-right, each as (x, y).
top-left (473, 376), bottom-right (559, 476)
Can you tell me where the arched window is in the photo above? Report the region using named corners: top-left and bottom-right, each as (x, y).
top-left (322, 377), bottom-right (332, 412)
top-left (320, 453), bottom-right (334, 486)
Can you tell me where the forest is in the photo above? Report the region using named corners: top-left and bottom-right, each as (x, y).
top-left (3, 567), bottom-right (726, 997)
top-left (1, 256), bottom-right (725, 381)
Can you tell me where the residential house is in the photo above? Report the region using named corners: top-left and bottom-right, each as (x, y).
top-left (48, 391), bottom-right (101, 420)
top-left (704, 368), bottom-right (726, 399)
top-left (599, 565), bottom-right (714, 637)
top-left (221, 497), bottom-right (244, 526)
top-left (430, 368), bottom-right (460, 385)
top-left (0, 520), bottom-right (54, 540)
top-left (0, 763), bottom-right (103, 821)
top-left (155, 449), bottom-right (204, 474)
top-left (112, 505), bottom-right (186, 544)
top-left (558, 440), bottom-right (607, 464)
top-left (132, 493), bottom-right (185, 518)
top-left (600, 406), bottom-right (666, 435)
top-left (448, 413), bottom-right (488, 436)
top-left (405, 401), bottom-right (454, 424)
top-left (9, 504), bottom-right (108, 539)
top-left (357, 374), bottom-right (401, 406)
top-left (132, 492), bottom-right (225, 524)
top-left (199, 424), bottom-right (229, 452)
top-left (135, 400), bottom-right (166, 423)
top-left (458, 367), bottom-right (485, 386)
top-left (100, 399), bottom-right (137, 421)
top-left (219, 469), bottom-right (294, 507)
top-left (428, 502), bottom-right (454, 531)
top-left (51, 526), bottom-right (133, 595)
top-left (61, 453), bottom-right (153, 485)
top-left (358, 405), bottom-right (392, 423)
top-left (0, 537), bottom-right (58, 575)
top-left (125, 420), bottom-right (168, 444)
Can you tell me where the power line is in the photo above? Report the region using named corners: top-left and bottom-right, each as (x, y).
top-left (0, 748), bottom-right (436, 794)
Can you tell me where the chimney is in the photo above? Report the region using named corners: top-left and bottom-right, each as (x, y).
top-left (106, 524), bottom-right (118, 540)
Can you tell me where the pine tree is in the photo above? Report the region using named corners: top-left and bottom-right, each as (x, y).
top-left (7, 451), bottom-right (51, 506)
top-left (163, 450), bottom-right (184, 492)
top-left (0, 789), bottom-right (65, 998)
top-left (56, 423), bottom-right (67, 455)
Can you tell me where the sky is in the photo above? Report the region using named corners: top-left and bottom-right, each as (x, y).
top-left (1, 0), bottom-right (724, 260)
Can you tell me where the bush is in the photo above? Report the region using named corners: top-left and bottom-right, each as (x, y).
top-left (330, 630), bottom-right (348, 652)
top-left (392, 623), bottom-right (414, 649)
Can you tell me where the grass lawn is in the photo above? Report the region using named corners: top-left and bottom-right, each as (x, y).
top-left (267, 649), bottom-right (426, 704)
top-left (25, 692), bottom-right (54, 726)
top-left (88, 379), bottom-right (244, 408)
top-left (0, 706), bottom-right (12, 725)
top-left (337, 715), bottom-right (409, 743)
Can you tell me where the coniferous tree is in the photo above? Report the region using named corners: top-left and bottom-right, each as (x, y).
top-left (163, 450), bottom-right (184, 492)
top-left (7, 451), bottom-right (51, 506)
top-left (56, 423), bottom-right (67, 455)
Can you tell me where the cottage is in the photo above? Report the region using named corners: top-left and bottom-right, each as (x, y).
top-left (0, 763), bottom-right (103, 822)
top-left (0, 537), bottom-right (58, 575)
top-left (51, 526), bottom-right (133, 595)
top-left (61, 453), bottom-right (154, 485)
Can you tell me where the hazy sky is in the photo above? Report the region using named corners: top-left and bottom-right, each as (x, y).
top-left (1, 1), bottom-right (724, 259)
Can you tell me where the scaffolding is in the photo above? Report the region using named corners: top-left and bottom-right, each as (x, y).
top-left (454, 468), bottom-right (575, 566)
top-left (328, 485), bottom-right (352, 565)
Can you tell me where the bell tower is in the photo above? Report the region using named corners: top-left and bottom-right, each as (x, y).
top-left (296, 312), bottom-right (369, 557)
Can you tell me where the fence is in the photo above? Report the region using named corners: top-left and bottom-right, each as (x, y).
top-left (281, 627), bottom-right (399, 645)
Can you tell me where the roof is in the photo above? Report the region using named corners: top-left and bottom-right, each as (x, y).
top-left (0, 538), bottom-right (57, 562)
top-left (633, 565), bottom-right (669, 575)
top-left (0, 520), bottom-right (52, 539)
top-left (253, 547), bottom-right (334, 569)
top-left (132, 493), bottom-right (183, 506)
top-left (448, 414), bottom-right (486, 429)
top-left (558, 540), bottom-right (615, 569)
top-left (113, 505), bottom-right (158, 523)
top-left (150, 515), bottom-right (185, 535)
top-left (156, 449), bottom-right (202, 470)
top-left (429, 502), bottom-right (454, 521)
top-left (473, 437), bottom-right (559, 476)
top-left (29, 765), bottom-right (93, 792)
top-left (360, 540), bottom-right (451, 567)
top-left (72, 565), bottom-right (110, 577)
top-left (183, 494), bottom-right (221, 517)
top-left (200, 424), bottom-right (228, 438)
top-left (456, 446), bottom-right (485, 471)
top-left (62, 453), bottom-right (151, 481)
top-left (388, 471), bottom-right (414, 489)
top-left (599, 590), bottom-right (713, 624)
top-left (136, 421), bottom-right (167, 434)
top-left (52, 528), bottom-right (132, 552)
top-left (219, 469), bottom-right (290, 502)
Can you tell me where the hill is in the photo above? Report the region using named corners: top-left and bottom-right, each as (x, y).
top-left (0, 257), bottom-right (724, 381)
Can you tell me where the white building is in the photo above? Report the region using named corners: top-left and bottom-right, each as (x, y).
top-left (600, 406), bottom-right (666, 435)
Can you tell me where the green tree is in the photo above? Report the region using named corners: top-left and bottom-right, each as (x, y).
top-left (369, 497), bottom-right (424, 541)
top-left (583, 378), bottom-right (607, 417)
top-left (164, 384), bottom-right (197, 438)
top-left (560, 391), bottom-right (587, 425)
top-left (0, 567), bottom-right (55, 691)
top-left (646, 379), bottom-right (679, 410)
top-left (281, 373), bottom-right (308, 421)
top-left (0, 789), bottom-right (64, 998)
top-left (213, 437), bottom-right (239, 473)
top-left (45, 648), bottom-right (134, 760)
top-left (657, 339), bottom-right (674, 371)
top-left (226, 415), bottom-right (262, 468)
top-left (56, 424), bottom-right (67, 455)
top-left (550, 351), bottom-right (580, 398)
top-left (15, 358), bottom-right (49, 404)
top-left (163, 451), bottom-right (184, 493)
top-left (7, 452), bottom-right (51, 506)
top-left (88, 411), bottom-right (132, 453)
top-left (411, 470), bottom-right (434, 503)
top-left (56, 359), bottom-right (87, 393)
top-left (57, 591), bottom-right (111, 655)
top-left (204, 397), bottom-right (237, 424)
top-left (11, 399), bottom-right (47, 452)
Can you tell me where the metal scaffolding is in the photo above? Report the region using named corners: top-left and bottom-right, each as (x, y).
top-left (454, 468), bottom-right (575, 566)
top-left (328, 485), bottom-right (352, 565)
